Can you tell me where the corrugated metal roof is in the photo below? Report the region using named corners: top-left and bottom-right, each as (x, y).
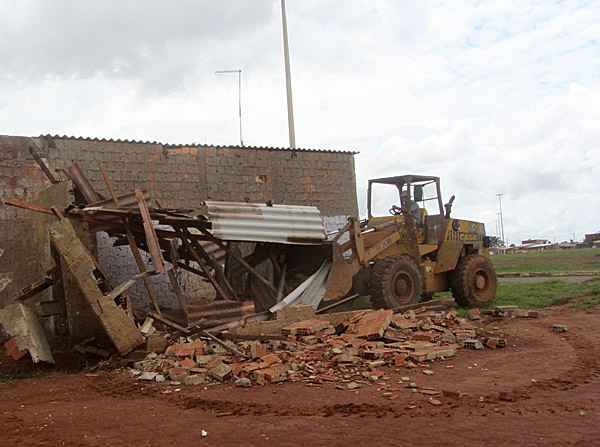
top-left (41, 134), bottom-right (358, 154)
top-left (203, 201), bottom-right (327, 244)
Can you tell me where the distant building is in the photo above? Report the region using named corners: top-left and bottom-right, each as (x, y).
top-left (584, 233), bottom-right (600, 247)
top-left (521, 238), bottom-right (550, 245)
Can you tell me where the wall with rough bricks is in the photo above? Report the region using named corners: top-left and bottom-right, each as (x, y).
top-left (0, 134), bottom-right (358, 310)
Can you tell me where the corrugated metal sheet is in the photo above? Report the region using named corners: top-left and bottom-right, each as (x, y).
top-left (203, 201), bottom-right (327, 244)
top-left (269, 261), bottom-right (331, 312)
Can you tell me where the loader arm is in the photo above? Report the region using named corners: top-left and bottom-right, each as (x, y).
top-left (323, 217), bottom-right (406, 300)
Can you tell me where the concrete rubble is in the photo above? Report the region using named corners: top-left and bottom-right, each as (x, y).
top-left (119, 305), bottom-right (510, 389)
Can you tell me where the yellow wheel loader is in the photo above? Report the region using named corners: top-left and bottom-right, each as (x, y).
top-left (323, 175), bottom-right (497, 308)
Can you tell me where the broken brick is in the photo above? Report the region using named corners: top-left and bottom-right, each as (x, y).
top-left (253, 364), bottom-right (287, 384)
top-left (348, 309), bottom-right (393, 339)
top-left (249, 341), bottom-right (268, 359)
top-left (259, 353), bottom-right (282, 367)
top-left (166, 340), bottom-right (205, 358)
top-left (178, 357), bottom-right (196, 369)
top-left (4, 338), bottom-right (27, 361)
top-left (281, 319), bottom-right (333, 336)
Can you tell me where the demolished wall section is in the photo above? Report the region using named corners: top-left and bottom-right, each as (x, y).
top-left (0, 135), bottom-right (358, 308)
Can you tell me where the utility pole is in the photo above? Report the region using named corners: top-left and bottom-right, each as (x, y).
top-left (215, 69), bottom-right (243, 146)
top-left (496, 193), bottom-right (505, 246)
top-left (280, 0), bottom-right (296, 148)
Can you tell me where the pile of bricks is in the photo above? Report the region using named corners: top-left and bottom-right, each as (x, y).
top-left (126, 307), bottom-right (508, 387)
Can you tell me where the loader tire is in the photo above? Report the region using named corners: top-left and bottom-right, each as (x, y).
top-left (451, 254), bottom-right (497, 307)
top-left (370, 256), bottom-right (422, 309)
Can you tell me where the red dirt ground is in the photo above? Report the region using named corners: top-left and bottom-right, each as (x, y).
top-left (2, 305), bottom-right (600, 447)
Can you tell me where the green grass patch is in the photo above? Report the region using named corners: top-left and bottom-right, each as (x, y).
top-left (491, 248), bottom-right (600, 273)
top-left (491, 279), bottom-right (600, 308)
top-left (450, 278), bottom-right (600, 313)
top-left (0, 369), bottom-right (49, 383)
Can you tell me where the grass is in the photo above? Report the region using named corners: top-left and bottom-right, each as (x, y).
top-left (439, 277), bottom-right (600, 313)
top-left (491, 248), bottom-right (600, 273)
top-left (0, 369), bottom-right (49, 383)
top-left (492, 278), bottom-right (600, 309)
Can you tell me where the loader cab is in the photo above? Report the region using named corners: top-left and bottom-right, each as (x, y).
top-left (367, 175), bottom-right (444, 220)
top-left (367, 175), bottom-right (446, 244)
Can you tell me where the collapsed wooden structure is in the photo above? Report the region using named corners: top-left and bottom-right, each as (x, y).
top-left (1, 145), bottom-right (337, 358)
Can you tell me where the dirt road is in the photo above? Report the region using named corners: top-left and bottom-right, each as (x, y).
top-left (2, 305), bottom-right (600, 447)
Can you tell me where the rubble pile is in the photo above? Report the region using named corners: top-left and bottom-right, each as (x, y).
top-left (126, 307), bottom-right (509, 388)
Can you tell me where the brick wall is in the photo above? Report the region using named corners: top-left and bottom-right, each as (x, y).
top-left (0, 135), bottom-right (358, 308)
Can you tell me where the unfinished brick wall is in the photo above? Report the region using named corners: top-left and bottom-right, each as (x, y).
top-left (0, 135), bottom-right (358, 308)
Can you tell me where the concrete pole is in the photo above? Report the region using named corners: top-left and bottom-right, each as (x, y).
top-left (281, 0), bottom-right (296, 149)
top-left (497, 193), bottom-right (505, 246)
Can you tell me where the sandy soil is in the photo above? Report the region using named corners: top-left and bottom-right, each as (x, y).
top-left (1, 305), bottom-right (600, 447)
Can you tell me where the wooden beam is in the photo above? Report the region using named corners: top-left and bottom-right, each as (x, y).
top-left (178, 230), bottom-right (232, 301)
top-left (125, 223), bottom-right (162, 314)
top-left (2, 198), bottom-right (55, 216)
top-left (149, 311), bottom-right (190, 334)
top-left (29, 143), bottom-right (58, 184)
top-left (184, 230), bottom-right (238, 300)
top-left (135, 189), bottom-right (166, 273)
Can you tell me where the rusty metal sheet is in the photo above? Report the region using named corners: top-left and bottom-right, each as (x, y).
top-left (202, 201), bottom-right (326, 245)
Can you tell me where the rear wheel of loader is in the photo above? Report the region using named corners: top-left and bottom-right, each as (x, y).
top-left (370, 256), bottom-right (422, 309)
top-left (452, 254), bottom-right (497, 307)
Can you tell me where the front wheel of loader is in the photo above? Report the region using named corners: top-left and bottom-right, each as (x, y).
top-left (451, 254), bottom-right (497, 307)
top-left (370, 256), bottom-right (422, 309)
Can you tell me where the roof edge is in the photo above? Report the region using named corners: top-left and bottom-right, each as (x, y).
top-left (39, 134), bottom-right (359, 155)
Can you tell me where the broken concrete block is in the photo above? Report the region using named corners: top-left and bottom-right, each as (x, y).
top-left (184, 374), bottom-right (206, 386)
top-left (208, 362), bottom-right (232, 381)
top-left (462, 339), bottom-right (484, 350)
top-left (276, 304), bottom-right (316, 321)
top-left (0, 303), bottom-right (54, 364)
top-left (235, 377), bottom-right (252, 387)
top-left (168, 367), bottom-right (189, 382)
top-left (50, 219), bottom-right (143, 355)
top-left (140, 317), bottom-right (156, 336)
top-left (139, 371), bottom-right (158, 381)
top-left (146, 334), bottom-right (169, 354)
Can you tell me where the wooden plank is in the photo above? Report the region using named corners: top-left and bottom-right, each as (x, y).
top-left (99, 165), bottom-right (120, 206)
top-left (2, 197), bottom-right (55, 215)
top-left (185, 230), bottom-right (237, 300)
top-left (125, 224), bottom-right (162, 314)
top-left (49, 218), bottom-right (144, 355)
top-left (135, 189), bottom-right (166, 273)
top-left (14, 274), bottom-right (54, 302)
top-left (29, 143), bottom-right (58, 184)
top-left (149, 311), bottom-right (190, 334)
top-left (166, 239), bottom-right (189, 319)
top-left (178, 230), bottom-right (232, 301)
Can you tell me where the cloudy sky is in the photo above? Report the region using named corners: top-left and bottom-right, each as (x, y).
top-left (1, 0), bottom-right (599, 244)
